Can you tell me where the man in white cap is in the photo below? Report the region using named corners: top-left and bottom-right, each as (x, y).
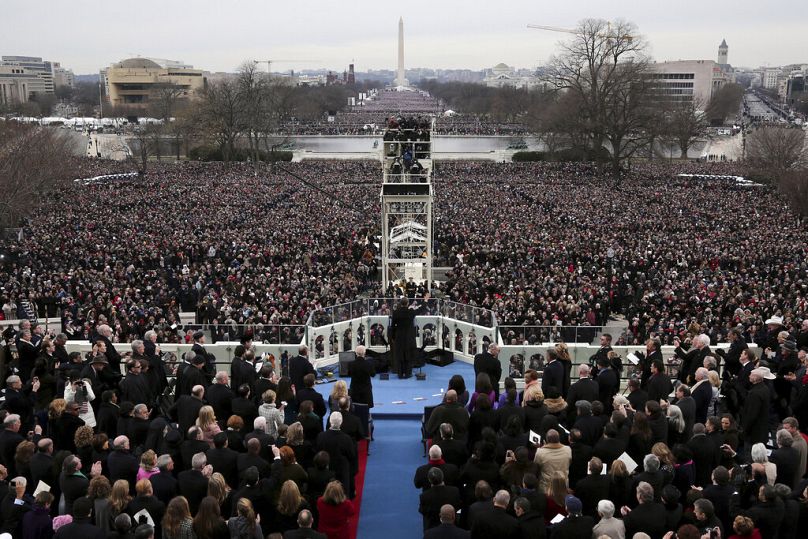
top-left (742, 367), bottom-right (776, 450)
top-left (762, 316), bottom-right (785, 357)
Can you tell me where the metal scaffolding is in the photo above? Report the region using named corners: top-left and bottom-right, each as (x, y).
top-left (379, 118), bottom-right (434, 289)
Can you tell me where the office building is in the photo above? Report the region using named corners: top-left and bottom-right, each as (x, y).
top-left (104, 57), bottom-right (206, 108)
top-left (647, 60), bottom-right (730, 104)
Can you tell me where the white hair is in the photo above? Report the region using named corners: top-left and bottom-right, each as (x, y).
top-left (751, 443), bottom-right (769, 463)
top-left (597, 499), bottom-right (615, 518)
top-left (253, 416), bottom-right (267, 432)
top-left (97, 324), bottom-right (112, 337)
top-left (355, 345), bottom-right (366, 357)
top-left (191, 452), bottom-right (207, 470)
top-left (329, 412), bottom-right (343, 429)
top-left (144, 330), bottom-right (157, 341)
top-left (12, 476), bottom-right (26, 488)
top-left (697, 334), bottom-right (711, 347)
top-left (579, 364), bottom-right (591, 376)
top-left (5, 375), bottom-right (20, 386)
top-left (428, 445), bottom-right (442, 460)
top-left (215, 371), bottom-right (228, 383)
top-left (131, 339), bottom-right (144, 352)
top-left (695, 367), bottom-right (709, 381)
top-left (3, 414), bottom-right (20, 427)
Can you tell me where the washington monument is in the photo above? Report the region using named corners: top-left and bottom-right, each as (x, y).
top-left (396, 16), bottom-right (408, 87)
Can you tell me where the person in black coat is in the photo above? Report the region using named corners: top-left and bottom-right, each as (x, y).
top-left (593, 425), bottom-right (626, 472)
top-left (59, 455), bottom-right (90, 516)
top-left (549, 495), bottom-right (594, 539)
top-left (434, 424), bottom-right (469, 469)
top-left (389, 294), bottom-right (430, 378)
top-left (191, 331), bottom-right (216, 377)
top-left (177, 452), bottom-right (210, 514)
top-left (414, 445), bottom-right (460, 490)
top-left (419, 468), bottom-right (463, 532)
top-left (297, 374), bottom-right (327, 424)
top-left (691, 369), bottom-right (713, 424)
top-left (595, 357), bottom-right (619, 413)
top-left (96, 391), bottom-right (121, 439)
top-left (108, 436), bottom-right (139, 490)
top-left (347, 346), bottom-right (375, 408)
top-left (470, 490), bottom-right (519, 539)
top-left (3, 375), bottom-right (40, 434)
top-left (565, 365), bottom-right (599, 425)
top-left (621, 481), bottom-right (667, 539)
top-left (626, 379), bottom-right (649, 413)
top-left (675, 335), bottom-right (711, 385)
top-left (473, 344), bottom-right (502, 397)
top-left (542, 351), bottom-right (565, 398)
top-left (289, 346), bottom-right (315, 392)
top-left (573, 458), bottom-right (611, 517)
top-left (53, 496), bottom-right (105, 539)
top-left (743, 369), bottom-right (775, 448)
top-left (16, 330), bottom-right (40, 384)
top-left (95, 326), bottom-right (122, 373)
top-left (206, 372), bottom-right (234, 423)
top-left (687, 424), bottom-right (719, 487)
top-left (634, 338), bottom-right (663, 389)
top-left (149, 455), bottom-right (178, 506)
top-left (424, 504), bottom-right (470, 539)
top-left (125, 479), bottom-right (166, 533)
top-left (572, 401), bottom-right (603, 447)
top-left (230, 347), bottom-right (258, 396)
top-left (168, 386), bottom-right (206, 436)
top-left (673, 385), bottom-right (696, 440)
top-left (646, 359), bottom-right (673, 404)
top-left (206, 432), bottom-right (239, 489)
top-left (513, 496), bottom-right (545, 539)
top-left (716, 329), bottom-right (747, 378)
top-left (177, 355), bottom-right (209, 396)
top-left (771, 429), bottom-right (801, 489)
top-left (315, 413), bottom-right (357, 498)
top-left (119, 359), bottom-right (153, 409)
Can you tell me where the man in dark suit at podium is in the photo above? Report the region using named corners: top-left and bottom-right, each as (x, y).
top-left (390, 293), bottom-right (430, 379)
top-left (289, 345), bottom-right (315, 391)
top-left (348, 345), bottom-right (375, 408)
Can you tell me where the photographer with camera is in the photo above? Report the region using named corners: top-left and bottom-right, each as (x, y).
top-left (64, 374), bottom-right (96, 429)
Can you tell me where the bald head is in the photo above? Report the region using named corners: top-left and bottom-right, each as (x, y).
top-left (439, 504), bottom-right (456, 524)
top-left (445, 390), bottom-right (458, 403)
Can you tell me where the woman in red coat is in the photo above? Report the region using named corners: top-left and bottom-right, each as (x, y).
top-left (316, 481), bottom-right (355, 539)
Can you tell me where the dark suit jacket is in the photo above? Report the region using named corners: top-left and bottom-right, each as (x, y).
top-left (676, 396), bottom-right (696, 438)
top-left (542, 360), bottom-right (564, 396)
top-left (289, 355), bottom-right (315, 392)
top-left (419, 484), bottom-right (463, 531)
top-left (284, 528), bottom-right (327, 539)
top-left (149, 470), bottom-right (178, 506)
top-left (206, 446), bottom-right (240, 488)
top-left (687, 434), bottom-right (718, 487)
top-left (178, 364), bottom-right (209, 396)
top-left (296, 387), bottom-right (327, 423)
top-left (550, 514), bottom-right (595, 538)
top-left (230, 356), bottom-right (257, 394)
top-left (348, 357), bottom-right (375, 407)
top-left (573, 474), bottom-right (610, 517)
top-left (96, 402), bottom-right (120, 439)
top-left (691, 381), bottom-right (713, 424)
top-left (596, 368), bottom-right (619, 409)
top-left (53, 518), bottom-right (106, 539)
top-left (624, 501), bottom-right (667, 539)
top-left (435, 439), bottom-right (469, 469)
top-left (206, 383), bottom-right (234, 422)
top-left (566, 378), bottom-right (599, 422)
top-left (646, 373), bottom-right (673, 403)
top-left (742, 382), bottom-right (772, 445)
top-left (169, 395), bottom-right (205, 435)
top-left (29, 452), bottom-right (55, 492)
top-left (414, 462), bottom-right (460, 489)
top-left (473, 352), bottom-right (502, 390)
top-left (316, 429), bottom-right (357, 491)
top-left (0, 429), bottom-right (24, 474)
top-left (177, 468), bottom-right (209, 514)
top-left (627, 388), bottom-right (649, 413)
top-left (108, 449), bottom-right (138, 489)
top-left (424, 522), bottom-right (470, 539)
top-left (470, 506), bottom-right (519, 539)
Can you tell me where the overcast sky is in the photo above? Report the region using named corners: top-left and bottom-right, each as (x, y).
top-left (3, 0), bottom-right (806, 74)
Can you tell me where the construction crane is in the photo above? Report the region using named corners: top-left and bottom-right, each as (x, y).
top-left (527, 23), bottom-right (634, 42)
top-left (254, 59), bottom-right (318, 74)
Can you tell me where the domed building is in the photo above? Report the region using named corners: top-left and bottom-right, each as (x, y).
top-left (104, 57), bottom-right (206, 111)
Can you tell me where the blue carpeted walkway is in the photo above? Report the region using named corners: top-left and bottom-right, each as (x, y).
top-left (315, 361), bottom-right (476, 417)
top-left (357, 418), bottom-right (424, 539)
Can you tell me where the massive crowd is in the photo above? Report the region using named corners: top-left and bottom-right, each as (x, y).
top-left (1, 155), bottom-right (807, 351)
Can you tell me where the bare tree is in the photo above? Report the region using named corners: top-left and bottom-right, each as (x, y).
top-left (705, 84), bottom-right (743, 125)
top-left (197, 78), bottom-right (244, 162)
top-left (778, 169), bottom-right (808, 218)
top-left (746, 126), bottom-right (806, 176)
top-left (0, 122), bottom-right (76, 228)
top-left (546, 18), bottom-right (652, 175)
top-left (660, 98), bottom-right (710, 159)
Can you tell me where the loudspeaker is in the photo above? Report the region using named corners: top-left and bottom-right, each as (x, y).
top-left (339, 351), bottom-right (356, 377)
top-left (426, 349), bottom-right (454, 367)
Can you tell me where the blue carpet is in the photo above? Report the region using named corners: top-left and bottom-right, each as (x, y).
top-left (357, 418), bottom-right (424, 539)
top-left (315, 361), bottom-right (476, 417)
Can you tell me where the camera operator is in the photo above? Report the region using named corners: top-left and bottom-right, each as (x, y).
top-left (64, 374), bottom-right (96, 429)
